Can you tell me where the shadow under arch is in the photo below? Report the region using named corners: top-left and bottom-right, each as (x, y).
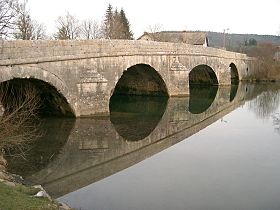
top-left (189, 64), bottom-right (218, 85)
top-left (109, 95), bottom-right (168, 141)
top-left (229, 63), bottom-right (239, 102)
top-left (230, 63), bottom-right (239, 83)
top-left (0, 78), bottom-right (75, 117)
top-left (112, 64), bottom-right (169, 97)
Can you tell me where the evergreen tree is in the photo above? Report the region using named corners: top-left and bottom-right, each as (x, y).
top-left (111, 8), bottom-right (122, 39)
top-left (101, 4), bottom-right (133, 40)
top-left (119, 8), bottom-right (133, 39)
top-left (55, 25), bottom-right (69, 40)
top-left (103, 3), bottom-right (113, 39)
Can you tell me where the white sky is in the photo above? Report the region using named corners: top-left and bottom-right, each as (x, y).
top-left (28, 0), bottom-right (280, 38)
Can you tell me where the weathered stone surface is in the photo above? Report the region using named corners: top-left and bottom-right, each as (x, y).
top-left (0, 171), bottom-right (10, 180)
top-left (0, 39), bottom-right (255, 116)
top-left (0, 104), bottom-right (3, 118)
top-left (0, 153), bottom-right (7, 167)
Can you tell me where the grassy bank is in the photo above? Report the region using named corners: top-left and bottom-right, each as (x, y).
top-left (0, 182), bottom-right (63, 210)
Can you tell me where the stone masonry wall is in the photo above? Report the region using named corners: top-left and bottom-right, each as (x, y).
top-left (0, 40), bottom-right (249, 66)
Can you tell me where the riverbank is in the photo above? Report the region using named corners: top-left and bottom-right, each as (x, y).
top-left (0, 153), bottom-right (72, 210)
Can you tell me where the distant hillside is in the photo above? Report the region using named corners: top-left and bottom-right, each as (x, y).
top-left (205, 31), bottom-right (280, 51)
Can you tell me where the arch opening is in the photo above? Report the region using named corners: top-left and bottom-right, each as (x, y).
top-left (189, 65), bottom-right (218, 86)
top-left (229, 63), bottom-right (239, 102)
top-left (0, 78), bottom-right (75, 118)
top-left (112, 64), bottom-right (169, 97)
top-left (230, 63), bottom-right (239, 84)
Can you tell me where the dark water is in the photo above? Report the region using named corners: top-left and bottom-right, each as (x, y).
top-left (5, 83), bottom-right (280, 210)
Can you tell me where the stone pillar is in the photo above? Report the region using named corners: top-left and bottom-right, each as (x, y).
top-left (77, 69), bottom-right (110, 116)
top-left (217, 66), bottom-right (231, 85)
top-left (169, 56), bottom-right (190, 96)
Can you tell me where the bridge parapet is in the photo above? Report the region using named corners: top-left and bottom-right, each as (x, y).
top-left (0, 40), bottom-right (249, 66)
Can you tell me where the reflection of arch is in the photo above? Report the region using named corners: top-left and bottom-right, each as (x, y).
top-left (189, 85), bottom-right (218, 114)
top-left (112, 64), bottom-right (169, 97)
top-left (109, 95), bottom-right (168, 141)
top-left (0, 78), bottom-right (75, 117)
top-left (230, 63), bottom-right (239, 83)
top-left (230, 83), bottom-right (239, 102)
top-left (189, 65), bottom-right (218, 85)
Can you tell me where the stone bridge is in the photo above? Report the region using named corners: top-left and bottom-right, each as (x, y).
top-left (0, 40), bottom-right (255, 117)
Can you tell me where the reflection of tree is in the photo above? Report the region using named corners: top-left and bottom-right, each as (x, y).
top-left (248, 90), bottom-right (280, 119)
top-left (272, 113), bottom-right (280, 135)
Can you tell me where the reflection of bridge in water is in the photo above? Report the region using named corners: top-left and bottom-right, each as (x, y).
top-left (13, 83), bottom-right (259, 198)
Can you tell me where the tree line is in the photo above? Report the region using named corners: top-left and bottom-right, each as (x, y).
top-left (0, 0), bottom-right (133, 40)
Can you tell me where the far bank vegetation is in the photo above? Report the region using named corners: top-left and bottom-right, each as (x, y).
top-left (241, 40), bottom-right (280, 81)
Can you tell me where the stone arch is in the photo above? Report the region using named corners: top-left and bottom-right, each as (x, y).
top-left (229, 63), bottom-right (239, 83)
top-left (189, 64), bottom-right (218, 85)
top-left (111, 64), bottom-right (169, 97)
top-left (0, 66), bottom-right (75, 117)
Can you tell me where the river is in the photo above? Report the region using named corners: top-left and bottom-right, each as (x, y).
top-left (5, 82), bottom-right (280, 210)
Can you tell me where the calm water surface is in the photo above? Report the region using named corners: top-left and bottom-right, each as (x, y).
top-left (6, 83), bottom-right (280, 210)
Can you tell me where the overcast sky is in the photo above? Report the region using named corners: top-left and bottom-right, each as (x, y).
top-left (28, 0), bottom-right (280, 38)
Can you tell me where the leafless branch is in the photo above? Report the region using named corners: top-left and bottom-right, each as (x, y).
top-left (54, 11), bottom-right (80, 40)
top-left (80, 19), bottom-right (101, 39)
top-left (0, 0), bottom-right (19, 38)
top-left (0, 81), bottom-right (42, 155)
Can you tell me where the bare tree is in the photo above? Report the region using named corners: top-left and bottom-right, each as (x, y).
top-left (248, 89), bottom-right (280, 119)
top-left (0, 0), bottom-right (18, 38)
top-left (13, 0), bottom-right (46, 40)
top-left (80, 19), bottom-right (100, 39)
top-left (31, 20), bottom-right (47, 40)
top-left (147, 24), bottom-right (163, 41)
top-left (0, 81), bottom-right (41, 155)
top-left (54, 12), bottom-right (80, 40)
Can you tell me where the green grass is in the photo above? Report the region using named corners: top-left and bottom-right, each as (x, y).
top-left (0, 182), bottom-right (60, 210)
